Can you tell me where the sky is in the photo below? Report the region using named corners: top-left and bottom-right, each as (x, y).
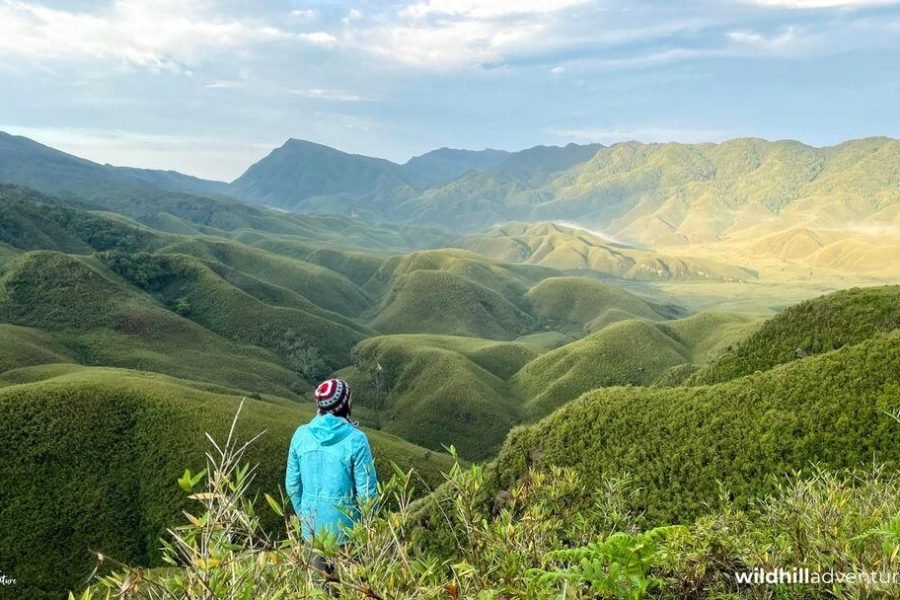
top-left (0, 0), bottom-right (899, 181)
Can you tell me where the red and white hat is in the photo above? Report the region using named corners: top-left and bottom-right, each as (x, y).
top-left (314, 378), bottom-right (351, 411)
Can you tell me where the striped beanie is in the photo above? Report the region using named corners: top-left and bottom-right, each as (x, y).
top-left (315, 378), bottom-right (351, 412)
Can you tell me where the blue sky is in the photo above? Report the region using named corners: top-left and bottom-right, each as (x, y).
top-left (0, 0), bottom-right (898, 180)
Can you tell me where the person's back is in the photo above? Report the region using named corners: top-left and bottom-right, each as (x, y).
top-left (285, 379), bottom-right (377, 543)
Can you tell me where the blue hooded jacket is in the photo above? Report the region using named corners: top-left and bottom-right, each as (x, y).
top-left (285, 413), bottom-right (378, 542)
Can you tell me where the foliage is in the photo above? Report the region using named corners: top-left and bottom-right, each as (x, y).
top-left (67, 416), bottom-right (900, 600)
top-left (0, 371), bottom-right (454, 600)
top-left (689, 285), bottom-right (900, 385)
top-left (493, 330), bottom-right (900, 525)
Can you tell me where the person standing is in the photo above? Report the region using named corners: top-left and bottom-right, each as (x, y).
top-left (285, 378), bottom-right (378, 552)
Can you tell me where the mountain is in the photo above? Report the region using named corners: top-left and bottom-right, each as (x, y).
top-left (224, 136), bottom-right (900, 281)
top-left (229, 139), bottom-right (412, 212)
top-left (0, 131), bottom-right (229, 197)
top-left (402, 147), bottom-right (511, 186)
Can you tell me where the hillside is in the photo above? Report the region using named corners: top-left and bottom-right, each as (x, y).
top-left (455, 221), bottom-right (758, 281)
top-left (0, 367), bottom-right (454, 600)
top-left (689, 284), bottom-right (900, 385)
top-left (527, 276), bottom-right (680, 335)
top-left (491, 328), bottom-right (900, 525)
top-left (511, 312), bottom-right (754, 419)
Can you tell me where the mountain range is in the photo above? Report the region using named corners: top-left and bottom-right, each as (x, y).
top-left (3, 130), bottom-right (898, 282)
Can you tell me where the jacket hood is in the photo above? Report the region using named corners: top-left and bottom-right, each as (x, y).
top-left (307, 413), bottom-right (354, 446)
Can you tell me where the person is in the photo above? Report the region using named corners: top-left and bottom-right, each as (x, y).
top-left (285, 378), bottom-right (378, 554)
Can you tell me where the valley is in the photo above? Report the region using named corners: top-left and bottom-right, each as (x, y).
top-left (0, 132), bottom-right (898, 599)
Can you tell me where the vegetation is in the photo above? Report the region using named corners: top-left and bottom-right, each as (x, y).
top-left (493, 330), bottom-right (900, 524)
top-left (3, 133), bottom-right (900, 600)
top-left (0, 370), bottom-right (453, 600)
top-left (71, 410), bottom-right (900, 600)
top-left (689, 285), bottom-right (900, 385)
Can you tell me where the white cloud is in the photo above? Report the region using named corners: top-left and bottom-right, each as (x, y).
top-left (289, 88), bottom-right (369, 101)
top-left (343, 8), bottom-right (363, 24)
top-left (728, 26), bottom-right (804, 51)
top-left (204, 81), bottom-right (240, 89)
top-left (745, 0), bottom-right (900, 8)
top-left (401, 0), bottom-right (590, 19)
top-left (298, 31), bottom-right (338, 47)
top-left (0, 0), bottom-right (333, 71)
top-left (551, 66), bottom-right (565, 75)
top-left (360, 18), bottom-right (542, 68)
top-left (547, 126), bottom-right (731, 144)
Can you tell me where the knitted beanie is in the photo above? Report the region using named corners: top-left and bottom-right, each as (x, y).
top-left (314, 378), bottom-right (351, 412)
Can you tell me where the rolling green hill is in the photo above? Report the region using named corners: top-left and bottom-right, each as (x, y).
top-left (491, 328), bottom-right (900, 525)
top-left (340, 335), bottom-right (531, 459)
top-left (688, 284), bottom-right (900, 385)
top-left (527, 276), bottom-right (680, 335)
top-left (511, 312), bottom-right (756, 419)
top-left (0, 367), bottom-right (454, 600)
top-left (0, 251), bottom-right (310, 397)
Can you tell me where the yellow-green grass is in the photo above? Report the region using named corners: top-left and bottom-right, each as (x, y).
top-left (158, 237), bottom-right (372, 317)
top-left (527, 276), bottom-right (674, 335)
top-left (455, 221), bottom-right (757, 282)
top-left (342, 335), bottom-right (534, 459)
top-left (689, 284), bottom-right (900, 385)
top-left (492, 329), bottom-right (900, 527)
top-left (369, 270), bottom-right (537, 340)
top-left (0, 251), bottom-right (309, 397)
top-left (0, 367), bottom-right (454, 600)
top-left (0, 324), bottom-right (76, 373)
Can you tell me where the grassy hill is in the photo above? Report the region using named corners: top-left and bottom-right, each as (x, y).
top-left (511, 312), bottom-right (755, 418)
top-left (100, 251), bottom-right (371, 372)
top-left (366, 249), bottom-right (556, 339)
top-left (0, 251), bottom-right (310, 397)
top-left (338, 334), bottom-right (547, 459)
top-left (157, 237), bottom-right (373, 317)
top-left (0, 367), bottom-right (454, 600)
top-left (689, 285), bottom-right (900, 385)
top-left (491, 328), bottom-right (900, 525)
top-left (527, 276), bottom-right (679, 335)
top-left (455, 222), bottom-right (758, 282)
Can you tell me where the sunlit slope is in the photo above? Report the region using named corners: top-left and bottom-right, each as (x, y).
top-left (689, 284), bottom-right (900, 385)
top-left (456, 222), bottom-right (757, 281)
top-left (491, 329), bottom-right (900, 525)
top-left (0, 367), bottom-right (454, 600)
